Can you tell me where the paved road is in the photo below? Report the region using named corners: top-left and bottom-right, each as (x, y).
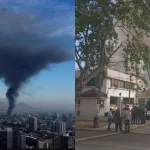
top-left (76, 130), bottom-right (109, 139)
top-left (76, 125), bottom-right (150, 150)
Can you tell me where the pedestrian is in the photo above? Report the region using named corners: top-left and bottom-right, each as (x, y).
top-left (138, 105), bottom-right (143, 124)
top-left (134, 106), bottom-right (138, 124)
top-left (141, 106), bottom-right (145, 124)
top-left (131, 107), bottom-right (136, 124)
top-left (108, 108), bottom-right (113, 131)
top-left (114, 109), bottom-right (122, 132)
top-left (122, 107), bottom-right (131, 133)
top-left (143, 106), bottom-right (147, 124)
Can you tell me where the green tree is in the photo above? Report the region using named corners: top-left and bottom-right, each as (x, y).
top-left (76, 0), bottom-right (150, 127)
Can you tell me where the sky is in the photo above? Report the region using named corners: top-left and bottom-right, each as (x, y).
top-left (0, 0), bottom-right (75, 111)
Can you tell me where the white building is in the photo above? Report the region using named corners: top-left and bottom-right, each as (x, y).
top-left (76, 69), bottom-right (143, 121)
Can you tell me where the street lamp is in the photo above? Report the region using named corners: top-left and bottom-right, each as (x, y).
top-left (119, 93), bottom-right (122, 115)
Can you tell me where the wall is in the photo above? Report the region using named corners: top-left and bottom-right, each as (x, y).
top-left (76, 98), bottom-right (97, 121)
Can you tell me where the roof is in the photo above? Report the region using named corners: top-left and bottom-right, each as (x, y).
top-left (81, 88), bottom-right (107, 98)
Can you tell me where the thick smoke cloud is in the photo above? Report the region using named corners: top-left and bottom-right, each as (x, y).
top-left (0, 9), bottom-right (73, 115)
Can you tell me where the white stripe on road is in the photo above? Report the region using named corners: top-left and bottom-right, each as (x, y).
top-left (79, 142), bottom-right (150, 150)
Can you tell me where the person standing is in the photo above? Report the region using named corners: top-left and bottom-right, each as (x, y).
top-left (141, 106), bottom-right (145, 124)
top-left (138, 105), bottom-right (142, 124)
top-left (134, 106), bottom-right (138, 124)
top-left (144, 106), bottom-right (147, 124)
top-left (131, 107), bottom-right (136, 124)
top-left (114, 109), bottom-right (122, 132)
top-left (108, 108), bottom-right (113, 131)
top-left (122, 107), bottom-right (131, 133)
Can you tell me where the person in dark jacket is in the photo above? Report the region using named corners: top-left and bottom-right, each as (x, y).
top-left (141, 105), bottom-right (146, 124)
top-left (141, 107), bottom-right (144, 124)
top-left (137, 106), bottom-right (142, 124)
top-left (114, 109), bottom-right (122, 132)
top-left (131, 107), bottom-right (136, 124)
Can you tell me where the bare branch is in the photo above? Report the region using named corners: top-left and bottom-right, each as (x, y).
top-left (75, 46), bottom-right (84, 71)
top-left (108, 42), bottom-right (124, 60)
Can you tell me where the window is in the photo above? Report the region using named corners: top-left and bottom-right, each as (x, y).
top-left (125, 82), bottom-right (130, 89)
top-left (114, 80), bottom-right (118, 86)
top-left (117, 80), bottom-right (120, 87)
top-left (138, 98), bottom-right (146, 105)
top-left (120, 81), bottom-right (124, 88)
top-left (123, 98), bottom-right (134, 104)
top-left (110, 96), bottom-right (118, 105)
top-left (111, 79), bottom-right (118, 87)
top-left (111, 79), bottom-right (115, 87)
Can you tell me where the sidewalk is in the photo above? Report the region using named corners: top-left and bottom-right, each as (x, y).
top-left (76, 123), bottom-right (149, 142)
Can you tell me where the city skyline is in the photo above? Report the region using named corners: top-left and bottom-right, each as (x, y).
top-left (0, 0), bottom-right (74, 111)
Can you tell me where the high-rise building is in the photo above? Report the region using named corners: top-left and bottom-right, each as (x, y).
top-left (55, 121), bottom-right (66, 134)
top-left (36, 140), bottom-right (49, 149)
top-left (66, 121), bottom-right (73, 130)
top-left (53, 135), bottom-right (61, 149)
top-left (37, 140), bottom-right (44, 149)
top-left (18, 135), bottom-right (26, 149)
top-left (29, 117), bottom-right (37, 132)
top-left (12, 128), bottom-right (20, 148)
top-left (0, 128), bottom-right (12, 149)
top-left (49, 121), bottom-right (55, 132)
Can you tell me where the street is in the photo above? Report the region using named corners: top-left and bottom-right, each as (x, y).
top-left (76, 125), bottom-right (150, 150)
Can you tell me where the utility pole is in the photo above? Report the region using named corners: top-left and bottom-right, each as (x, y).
top-left (119, 93), bottom-right (122, 116)
top-left (129, 75), bottom-right (132, 106)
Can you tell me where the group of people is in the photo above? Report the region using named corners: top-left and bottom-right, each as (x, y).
top-left (131, 105), bottom-right (147, 125)
top-left (107, 105), bottom-right (147, 133)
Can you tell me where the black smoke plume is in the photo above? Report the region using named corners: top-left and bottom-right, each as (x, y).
top-left (0, 9), bottom-right (73, 115)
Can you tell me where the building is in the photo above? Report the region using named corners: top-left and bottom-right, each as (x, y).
top-left (29, 117), bottom-right (37, 132)
top-left (136, 89), bottom-right (150, 105)
top-left (18, 135), bottom-right (26, 149)
top-left (53, 135), bottom-right (61, 149)
top-left (0, 128), bottom-right (12, 149)
top-left (48, 121), bottom-right (55, 132)
top-left (76, 69), bottom-right (143, 121)
top-left (55, 121), bottom-right (66, 134)
top-left (61, 136), bottom-right (75, 149)
top-left (36, 140), bottom-right (49, 149)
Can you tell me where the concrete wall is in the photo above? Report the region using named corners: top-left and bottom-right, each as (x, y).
top-left (76, 98), bottom-right (97, 121)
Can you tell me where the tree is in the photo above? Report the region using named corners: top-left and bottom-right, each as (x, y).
top-left (75, 0), bottom-right (150, 127)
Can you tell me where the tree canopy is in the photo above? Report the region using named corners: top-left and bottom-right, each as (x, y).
top-left (76, 0), bottom-right (150, 88)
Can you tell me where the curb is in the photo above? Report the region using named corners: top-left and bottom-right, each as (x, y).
top-left (76, 124), bottom-right (148, 142)
top-left (77, 125), bottom-right (107, 131)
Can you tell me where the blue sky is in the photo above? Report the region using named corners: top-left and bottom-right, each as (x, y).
top-left (0, 0), bottom-right (75, 110)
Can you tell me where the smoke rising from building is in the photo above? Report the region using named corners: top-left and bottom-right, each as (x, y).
top-left (0, 9), bottom-right (73, 115)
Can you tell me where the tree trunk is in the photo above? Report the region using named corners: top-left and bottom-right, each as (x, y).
top-left (75, 91), bottom-right (80, 115)
top-left (93, 115), bottom-right (100, 128)
top-left (93, 43), bottom-right (105, 128)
